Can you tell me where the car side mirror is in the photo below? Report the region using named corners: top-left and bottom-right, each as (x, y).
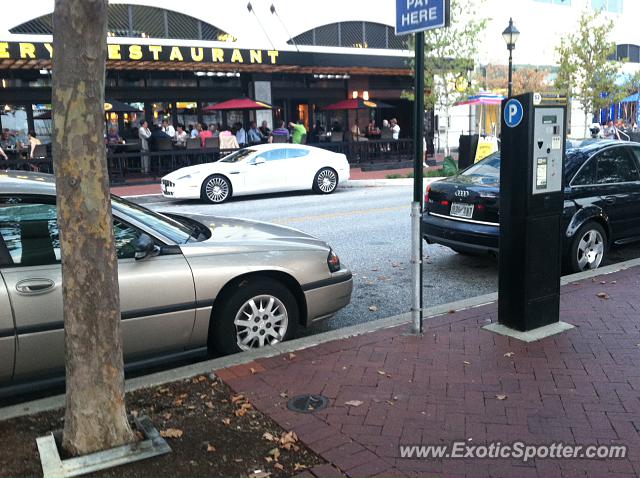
top-left (134, 233), bottom-right (160, 260)
top-left (252, 157), bottom-right (266, 165)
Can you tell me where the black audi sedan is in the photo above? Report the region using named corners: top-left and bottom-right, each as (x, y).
top-left (422, 140), bottom-right (640, 273)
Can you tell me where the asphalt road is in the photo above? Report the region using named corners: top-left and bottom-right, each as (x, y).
top-left (135, 186), bottom-right (498, 336)
top-left (135, 185), bottom-right (640, 337)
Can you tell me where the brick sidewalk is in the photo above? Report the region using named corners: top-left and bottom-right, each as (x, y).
top-left (217, 267), bottom-right (640, 478)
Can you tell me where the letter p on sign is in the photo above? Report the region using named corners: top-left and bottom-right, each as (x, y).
top-left (504, 99), bottom-right (523, 128)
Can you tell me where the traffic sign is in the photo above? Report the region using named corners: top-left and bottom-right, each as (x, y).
top-left (504, 99), bottom-right (524, 128)
top-left (396, 0), bottom-right (450, 36)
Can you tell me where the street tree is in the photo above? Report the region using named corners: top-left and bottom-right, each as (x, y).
top-left (481, 64), bottom-right (552, 96)
top-left (52, 0), bottom-right (135, 455)
top-left (404, 0), bottom-right (487, 153)
top-left (555, 9), bottom-right (622, 138)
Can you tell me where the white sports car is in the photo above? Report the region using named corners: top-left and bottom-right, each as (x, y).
top-left (161, 144), bottom-right (351, 203)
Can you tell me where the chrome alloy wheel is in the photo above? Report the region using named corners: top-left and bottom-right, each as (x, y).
top-left (234, 295), bottom-right (288, 350)
top-left (317, 169), bottom-right (337, 193)
top-left (205, 176), bottom-right (229, 202)
top-left (577, 229), bottom-right (604, 271)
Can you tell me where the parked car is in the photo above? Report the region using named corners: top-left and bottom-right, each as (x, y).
top-left (422, 140), bottom-right (640, 273)
top-left (0, 172), bottom-right (352, 390)
top-left (161, 144), bottom-right (350, 203)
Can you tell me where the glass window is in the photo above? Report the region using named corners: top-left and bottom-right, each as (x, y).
top-left (257, 149), bottom-right (288, 161)
top-left (220, 149), bottom-right (256, 163)
top-left (0, 201), bottom-right (59, 267)
top-left (113, 220), bottom-right (142, 259)
top-left (571, 158), bottom-right (597, 186)
top-left (535, 0), bottom-right (571, 4)
top-left (592, 0), bottom-right (623, 13)
top-left (462, 153), bottom-right (501, 178)
top-left (286, 149), bottom-right (310, 159)
top-left (595, 148), bottom-right (639, 184)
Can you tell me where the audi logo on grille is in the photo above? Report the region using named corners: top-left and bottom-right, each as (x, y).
top-left (454, 190), bottom-right (470, 197)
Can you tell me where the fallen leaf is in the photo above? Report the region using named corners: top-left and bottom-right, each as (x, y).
top-left (178, 393), bottom-right (188, 399)
top-left (345, 400), bottom-right (364, 407)
top-left (231, 394), bottom-right (245, 404)
top-left (368, 305), bottom-right (379, 312)
top-left (160, 428), bottom-right (184, 438)
top-left (173, 399), bottom-right (184, 407)
top-left (250, 367), bottom-right (257, 374)
top-left (377, 370), bottom-right (386, 375)
top-left (130, 410), bottom-right (138, 418)
top-left (205, 401), bottom-right (214, 410)
top-left (264, 457), bottom-right (273, 463)
top-left (268, 448), bottom-right (281, 461)
top-left (294, 463), bottom-right (308, 471)
top-left (163, 412), bottom-right (172, 420)
top-left (279, 392), bottom-right (288, 399)
top-left (463, 361), bottom-right (471, 365)
top-left (611, 280), bottom-right (617, 284)
top-left (207, 443), bottom-right (216, 452)
top-left (597, 292), bottom-right (610, 299)
top-left (288, 353), bottom-right (296, 360)
top-left (158, 388), bottom-right (170, 393)
top-left (495, 394), bottom-right (507, 401)
top-left (600, 281), bottom-right (607, 284)
top-left (274, 463), bottom-right (284, 471)
top-left (503, 352), bottom-right (515, 358)
top-left (280, 431), bottom-right (298, 446)
top-left (263, 432), bottom-right (276, 442)
top-left (222, 418), bottom-right (231, 426)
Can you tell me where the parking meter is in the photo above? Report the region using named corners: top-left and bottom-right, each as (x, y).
top-left (498, 92), bottom-right (567, 331)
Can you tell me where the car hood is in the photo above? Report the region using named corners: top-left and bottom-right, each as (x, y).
top-left (163, 162), bottom-right (239, 180)
top-left (165, 212), bottom-right (330, 253)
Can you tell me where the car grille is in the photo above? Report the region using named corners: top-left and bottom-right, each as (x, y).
top-left (162, 179), bottom-right (174, 196)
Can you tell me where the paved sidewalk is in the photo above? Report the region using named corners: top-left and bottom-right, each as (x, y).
top-left (217, 267), bottom-right (640, 478)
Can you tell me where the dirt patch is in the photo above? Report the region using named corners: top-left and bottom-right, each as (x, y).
top-left (0, 375), bottom-right (322, 478)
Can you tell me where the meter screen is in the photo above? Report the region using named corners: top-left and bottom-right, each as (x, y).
top-left (536, 158), bottom-right (548, 189)
top-left (542, 115), bottom-right (557, 124)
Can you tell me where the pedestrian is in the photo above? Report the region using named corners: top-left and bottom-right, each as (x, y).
top-left (161, 119), bottom-right (175, 138)
top-left (259, 120), bottom-right (271, 140)
top-left (219, 126), bottom-right (240, 149)
top-left (27, 130), bottom-right (41, 159)
top-left (310, 120), bottom-right (324, 143)
top-left (351, 119), bottom-right (364, 141)
top-left (247, 121), bottom-right (264, 145)
top-left (199, 122), bottom-right (213, 147)
top-left (390, 118), bottom-right (401, 140)
top-left (138, 120), bottom-right (152, 173)
top-left (235, 122), bottom-right (247, 147)
top-left (174, 123), bottom-right (188, 148)
top-left (0, 146), bottom-right (7, 160)
top-left (209, 123), bottom-right (219, 138)
top-left (603, 120), bottom-right (616, 140)
top-left (289, 120), bottom-right (307, 144)
top-left (190, 123), bottom-right (201, 139)
top-left (270, 120), bottom-right (290, 142)
top-left (367, 119), bottom-right (380, 138)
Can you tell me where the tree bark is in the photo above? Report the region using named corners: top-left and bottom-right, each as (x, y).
top-left (52, 0), bottom-right (134, 456)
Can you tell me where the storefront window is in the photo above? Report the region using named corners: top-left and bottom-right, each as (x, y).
top-left (151, 102), bottom-right (172, 126)
top-left (32, 104), bottom-right (52, 144)
top-left (201, 103), bottom-right (222, 129)
top-left (176, 101), bottom-right (198, 128)
top-left (1, 105), bottom-right (29, 137)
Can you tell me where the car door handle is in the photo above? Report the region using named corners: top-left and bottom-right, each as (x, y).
top-left (15, 278), bottom-right (55, 294)
top-left (603, 196), bottom-right (616, 205)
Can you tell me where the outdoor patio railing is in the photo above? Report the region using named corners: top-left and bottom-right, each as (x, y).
top-left (0, 138), bottom-right (414, 184)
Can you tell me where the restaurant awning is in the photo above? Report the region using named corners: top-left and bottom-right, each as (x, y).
top-left (455, 93), bottom-right (505, 107)
top-left (621, 93), bottom-right (639, 103)
top-left (203, 98), bottom-right (272, 111)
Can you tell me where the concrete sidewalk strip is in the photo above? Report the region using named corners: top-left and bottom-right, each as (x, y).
top-left (2, 257), bottom-right (640, 422)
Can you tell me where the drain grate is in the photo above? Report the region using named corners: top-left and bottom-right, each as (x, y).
top-left (286, 394), bottom-right (329, 413)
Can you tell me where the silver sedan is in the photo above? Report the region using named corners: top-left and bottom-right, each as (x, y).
top-left (0, 172), bottom-right (352, 388)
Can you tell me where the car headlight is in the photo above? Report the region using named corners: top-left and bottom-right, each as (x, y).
top-left (327, 249), bottom-right (341, 273)
top-left (177, 173), bottom-right (199, 181)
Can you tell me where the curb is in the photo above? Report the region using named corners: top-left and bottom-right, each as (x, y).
top-left (2, 257), bottom-right (639, 421)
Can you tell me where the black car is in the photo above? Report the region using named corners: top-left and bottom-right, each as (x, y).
top-left (422, 140), bottom-right (640, 273)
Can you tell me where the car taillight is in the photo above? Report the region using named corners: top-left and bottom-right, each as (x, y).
top-left (327, 249), bottom-right (341, 273)
top-left (424, 184), bottom-right (431, 205)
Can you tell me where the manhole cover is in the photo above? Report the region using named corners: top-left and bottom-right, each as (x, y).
top-left (286, 394), bottom-right (329, 413)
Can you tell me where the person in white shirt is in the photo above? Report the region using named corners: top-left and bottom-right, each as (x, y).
top-left (138, 120), bottom-right (152, 173)
top-left (390, 118), bottom-right (401, 140)
top-left (235, 122), bottom-right (247, 147)
top-left (174, 124), bottom-right (188, 148)
top-left (161, 119), bottom-right (175, 138)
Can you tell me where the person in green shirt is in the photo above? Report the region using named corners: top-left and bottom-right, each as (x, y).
top-left (289, 120), bottom-right (307, 144)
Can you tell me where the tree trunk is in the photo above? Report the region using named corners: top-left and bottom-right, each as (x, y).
top-left (584, 111), bottom-right (589, 140)
top-left (52, 0), bottom-right (134, 456)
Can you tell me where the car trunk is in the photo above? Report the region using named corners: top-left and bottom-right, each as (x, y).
top-left (426, 175), bottom-right (500, 224)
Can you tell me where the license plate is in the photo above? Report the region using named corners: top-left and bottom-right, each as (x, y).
top-left (450, 202), bottom-right (474, 219)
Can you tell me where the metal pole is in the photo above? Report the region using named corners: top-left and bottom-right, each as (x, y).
top-left (411, 31), bottom-right (425, 335)
top-left (507, 48), bottom-right (513, 98)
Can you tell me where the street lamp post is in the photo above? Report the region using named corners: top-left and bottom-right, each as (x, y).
top-left (502, 18), bottom-right (520, 98)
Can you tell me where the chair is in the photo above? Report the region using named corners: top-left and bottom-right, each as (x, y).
top-left (185, 138), bottom-right (202, 165)
top-left (204, 137), bottom-right (220, 149)
top-left (272, 134), bottom-right (288, 144)
top-left (330, 131), bottom-right (344, 142)
top-left (186, 138), bottom-right (201, 150)
top-left (20, 220), bottom-right (56, 266)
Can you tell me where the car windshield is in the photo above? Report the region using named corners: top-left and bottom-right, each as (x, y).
top-left (111, 195), bottom-right (193, 244)
top-left (461, 153), bottom-right (500, 178)
top-left (220, 148), bottom-right (256, 163)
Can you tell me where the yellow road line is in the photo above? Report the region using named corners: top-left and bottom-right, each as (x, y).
top-left (273, 205), bottom-right (408, 225)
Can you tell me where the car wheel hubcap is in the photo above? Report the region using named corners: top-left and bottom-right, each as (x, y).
top-left (577, 229), bottom-right (604, 271)
top-left (317, 169), bottom-right (337, 193)
top-left (234, 295), bottom-right (288, 350)
top-left (205, 177), bottom-right (229, 202)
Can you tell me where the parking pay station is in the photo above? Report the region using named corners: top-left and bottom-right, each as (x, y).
top-left (498, 92), bottom-right (567, 332)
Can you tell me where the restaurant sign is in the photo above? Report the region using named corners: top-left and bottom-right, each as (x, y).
top-left (0, 41), bottom-right (280, 65)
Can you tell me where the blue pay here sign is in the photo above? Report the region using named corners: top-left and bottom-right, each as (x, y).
top-left (396, 0), bottom-right (449, 35)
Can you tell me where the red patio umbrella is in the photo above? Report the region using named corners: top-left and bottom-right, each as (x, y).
top-left (322, 98), bottom-right (393, 111)
top-left (203, 98), bottom-right (272, 111)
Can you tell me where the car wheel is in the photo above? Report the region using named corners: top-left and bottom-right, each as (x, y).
top-left (568, 221), bottom-right (607, 273)
top-left (313, 167), bottom-right (338, 194)
top-left (201, 174), bottom-right (231, 203)
top-left (210, 278), bottom-right (298, 355)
